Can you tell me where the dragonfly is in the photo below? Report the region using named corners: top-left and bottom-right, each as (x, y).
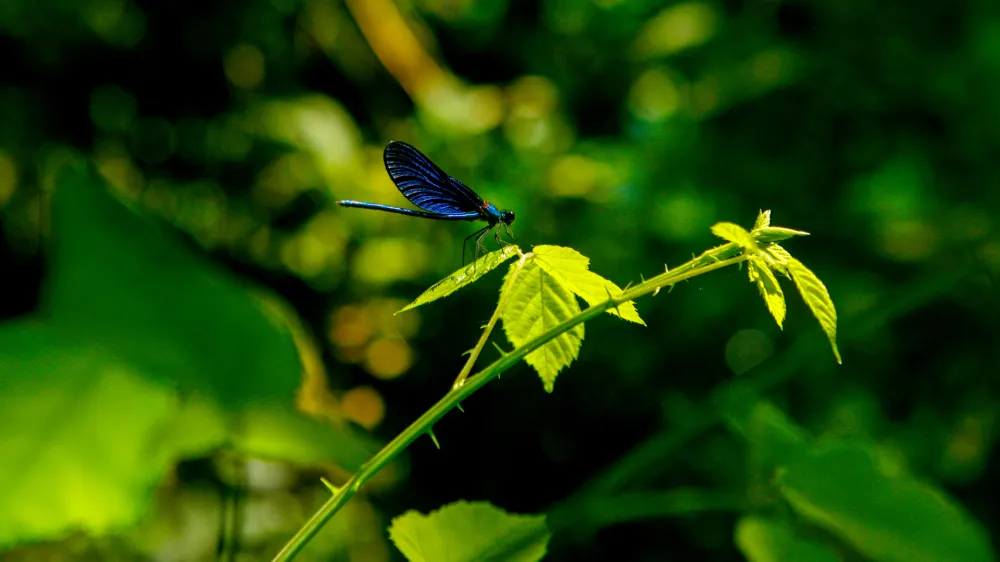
top-left (337, 141), bottom-right (516, 264)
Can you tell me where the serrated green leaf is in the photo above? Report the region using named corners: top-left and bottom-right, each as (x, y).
top-left (777, 442), bottom-right (995, 562)
top-left (501, 260), bottom-right (583, 392)
top-left (753, 210), bottom-right (772, 230)
top-left (711, 222), bottom-right (758, 252)
top-left (761, 244), bottom-right (792, 276)
top-left (783, 256), bottom-right (842, 363)
top-left (389, 501), bottom-right (549, 562)
top-left (531, 245), bottom-right (644, 325)
top-left (735, 516), bottom-right (839, 562)
top-left (754, 226), bottom-right (811, 243)
top-left (748, 258), bottom-right (786, 329)
top-left (398, 245), bottom-right (520, 313)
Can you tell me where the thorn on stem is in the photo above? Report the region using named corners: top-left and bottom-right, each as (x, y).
top-left (320, 477), bottom-right (340, 495)
top-left (428, 429), bottom-right (441, 450)
top-left (604, 285), bottom-right (623, 314)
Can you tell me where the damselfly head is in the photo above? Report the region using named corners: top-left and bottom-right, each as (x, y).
top-left (501, 210), bottom-right (516, 225)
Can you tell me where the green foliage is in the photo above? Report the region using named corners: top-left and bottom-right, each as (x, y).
top-left (529, 246), bottom-right (644, 325)
top-left (735, 516), bottom-right (839, 562)
top-left (710, 212), bottom-right (841, 362)
top-left (711, 221), bottom-right (759, 253)
top-left (388, 501), bottom-right (549, 562)
top-left (500, 254), bottom-right (585, 392)
top-left (0, 323), bottom-right (178, 546)
top-left (766, 245), bottom-right (842, 363)
top-left (777, 442), bottom-right (995, 562)
top-left (0, 170), bottom-right (374, 547)
top-left (398, 245), bottom-right (519, 313)
top-left (748, 258), bottom-right (787, 329)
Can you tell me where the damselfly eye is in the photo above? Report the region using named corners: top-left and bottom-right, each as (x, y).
top-left (503, 210), bottom-right (516, 224)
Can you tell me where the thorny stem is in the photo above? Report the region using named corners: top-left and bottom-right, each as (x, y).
top-left (271, 245), bottom-right (748, 562)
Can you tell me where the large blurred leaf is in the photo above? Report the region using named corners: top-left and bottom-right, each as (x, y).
top-left (44, 167), bottom-right (301, 405)
top-left (0, 323), bottom-right (179, 547)
top-left (735, 515), bottom-right (838, 562)
top-left (388, 501), bottom-right (549, 562)
top-left (0, 168), bottom-right (375, 547)
top-left (777, 441), bottom-right (995, 562)
top-left (721, 399), bottom-right (809, 473)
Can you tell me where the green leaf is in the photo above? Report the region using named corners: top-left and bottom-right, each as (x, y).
top-left (777, 442), bottom-right (995, 562)
top-left (45, 167), bottom-right (302, 405)
top-left (0, 169), bottom-right (379, 547)
top-left (779, 254), bottom-right (842, 363)
top-left (388, 501), bottom-right (549, 562)
top-left (721, 400), bottom-right (809, 471)
top-left (0, 323), bottom-right (178, 547)
top-left (753, 226), bottom-right (811, 243)
top-left (748, 257), bottom-right (786, 329)
top-left (735, 516), bottom-right (839, 562)
top-left (398, 245), bottom-right (520, 313)
top-left (711, 222), bottom-right (758, 252)
top-left (531, 245), bottom-right (644, 325)
top-left (761, 243), bottom-right (792, 275)
top-left (753, 210), bottom-right (772, 230)
top-left (501, 260), bottom-right (584, 392)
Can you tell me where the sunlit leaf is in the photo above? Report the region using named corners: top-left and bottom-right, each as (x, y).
top-left (389, 501), bottom-right (549, 562)
top-left (711, 222), bottom-right (758, 252)
top-left (753, 210), bottom-right (772, 230)
top-left (780, 254), bottom-right (841, 363)
top-left (0, 323), bottom-right (178, 547)
top-left (501, 260), bottom-right (584, 392)
top-left (748, 257), bottom-right (786, 329)
top-left (398, 245), bottom-right (519, 313)
top-left (735, 515), bottom-right (839, 562)
top-left (761, 243), bottom-right (792, 274)
top-left (531, 245), bottom-right (644, 325)
top-left (777, 442), bottom-right (995, 562)
top-left (753, 226), bottom-right (810, 243)
top-left (0, 168), bottom-right (378, 547)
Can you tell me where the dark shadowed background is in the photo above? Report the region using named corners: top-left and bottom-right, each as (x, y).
top-left (1, 0), bottom-right (998, 560)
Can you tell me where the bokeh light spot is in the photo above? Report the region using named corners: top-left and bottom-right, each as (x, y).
top-left (129, 118), bottom-right (176, 164)
top-left (628, 67), bottom-right (682, 122)
top-left (505, 76), bottom-right (561, 150)
top-left (90, 85), bottom-right (138, 132)
top-left (224, 44), bottom-right (266, 89)
top-left (84, 0), bottom-right (147, 47)
top-left (93, 140), bottom-right (144, 197)
top-left (329, 305), bottom-right (373, 349)
top-left (341, 386), bottom-right (386, 430)
top-left (351, 238), bottom-right (430, 285)
top-left (365, 338), bottom-right (412, 379)
top-left (0, 151), bottom-right (18, 207)
top-left (875, 219), bottom-right (937, 262)
top-left (367, 298), bottom-right (421, 339)
top-left (652, 190), bottom-right (716, 241)
top-left (633, 3), bottom-right (717, 59)
top-left (725, 329), bottom-right (774, 375)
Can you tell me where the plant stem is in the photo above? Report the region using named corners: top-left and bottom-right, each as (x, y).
top-left (452, 250), bottom-right (530, 390)
top-left (271, 251), bottom-right (747, 562)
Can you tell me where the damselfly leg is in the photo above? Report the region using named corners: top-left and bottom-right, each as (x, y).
top-left (462, 225), bottom-right (491, 266)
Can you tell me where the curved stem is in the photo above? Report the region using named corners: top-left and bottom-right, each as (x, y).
top-left (271, 251), bottom-right (747, 561)
top-left (452, 251), bottom-right (530, 390)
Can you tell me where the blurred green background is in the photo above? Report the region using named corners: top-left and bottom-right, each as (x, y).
top-left (1, 0), bottom-right (999, 560)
